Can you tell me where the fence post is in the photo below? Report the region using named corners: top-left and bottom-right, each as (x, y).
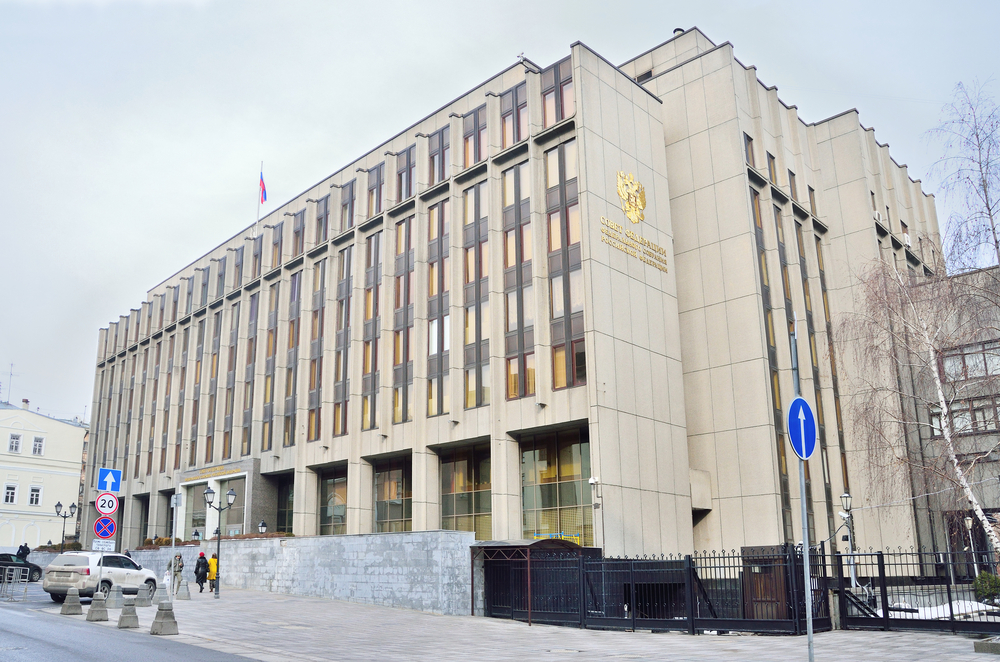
top-left (876, 551), bottom-right (890, 632)
top-left (945, 553), bottom-right (956, 632)
top-left (836, 553), bottom-right (847, 630)
top-left (629, 559), bottom-right (636, 631)
top-left (787, 544), bottom-right (801, 635)
top-left (578, 554), bottom-right (585, 629)
top-left (684, 555), bottom-right (696, 635)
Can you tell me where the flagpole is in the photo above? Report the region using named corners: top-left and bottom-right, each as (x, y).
top-left (256, 161), bottom-right (263, 235)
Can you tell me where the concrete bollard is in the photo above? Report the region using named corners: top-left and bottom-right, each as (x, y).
top-left (117, 597), bottom-right (140, 629)
top-left (149, 600), bottom-right (179, 635)
top-left (106, 584), bottom-right (124, 609)
top-left (60, 587), bottom-right (83, 616)
top-left (175, 579), bottom-right (191, 600)
top-left (152, 584), bottom-right (168, 605)
top-left (134, 585), bottom-right (152, 608)
top-left (86, 591), bottom-right (109, 622)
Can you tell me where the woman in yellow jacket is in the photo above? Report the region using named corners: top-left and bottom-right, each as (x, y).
top-left (208, 553), bottom-right (218, 591)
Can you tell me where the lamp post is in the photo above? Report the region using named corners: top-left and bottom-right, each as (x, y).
top-left (54, 501), bottom-right (77, 553)
top-left (966, 516), bottom-right (980, 577)
top-left (840, 493), bottom-right (855, 587)
top-left (204, 486), bottom-right (237, 600)
top-left (258, 520), bottom-right (267, 535)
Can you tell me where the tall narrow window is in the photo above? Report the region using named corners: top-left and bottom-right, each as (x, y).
top-left (319, 467), bottom-right (347, 535)
top-left (307, 259), bottom-right (325, 441)
top-left (283, 270), bottom-right (303, 447)
top-left (463, 181), bottom-right (490, 408)
top-left (149, 343), bottom-right (161, 475)
top-left (396, 145), bottom-right (416, 201)
top-left (222, 301), bottom-right (240, 460)
top-left (134, 349), bottom-right (148, 479)
top-left (361, 231), bottom-right (382, 430)
top-left (744, 133), bottom-right (755, 167)
top-left (185, 279), bottom-right (193, 315)
top-left (367, 164), bottom-right (385, 218)
top-left (292, 210), bottom-right (305, 257)
top-left (808, 187), bottom-right (817, 216)
top-left (271, 222), bottom-right (284, 268)
top-left (767, 153), bottom-right (777, 184)
top-left (315, 195), bottom-right (329, 244)
top-left (541, 57), bottom-right (574, 128)
top-left (502, 162), bottom-right (535, 399)
top-left (440, 443), bottom-right (491, 540)
top-left (200, 267), bottom-right (210, 306)
top-left (204, 310), bottom-right (222, 464)
top-left (252, 235), bottom-right (263, 278)
top-left (333, 246), bottom-right (352, 436)
top-left (374, 456), bottom-right (412, 532)
top-left (262, 283), bottom-right (279, 451)
top-left (788, 171), bottom-right (798, 201)
top-left (174, 328), bottom-right (187, 469)
top-left (241, 291), bottom-right (259, 456)
top-left (428, 126), bottom-right (450, 186)
top-left (545, 139), bottom-right (585, 390)
top-left (340, 180), bottom-right (356, 232)
top-left (392, 217), bottom-right (415, 424)
top-left (170, 286), bottom-right (179, 322)
top-left (427, 201), bottom-right (450, 417)
top-left (233, 246), bottom-right (244, 288)
top-left (815, 237), bottom-right (849, 494)
top-left (463, 105), bottom-right (487, 168)
top-left (159, 335), bottom-right (173, 473)
top-left (500, 82), bottom-right (528, 149)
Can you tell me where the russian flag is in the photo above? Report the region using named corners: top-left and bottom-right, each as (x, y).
top-left (259, 171), bottom-right (267, 204)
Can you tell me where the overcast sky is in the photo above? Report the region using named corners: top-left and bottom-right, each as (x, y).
top-left (1, 0), bottom-right (996, 422)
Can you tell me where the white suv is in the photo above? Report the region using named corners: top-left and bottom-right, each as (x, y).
top-left (42, 552), bottom-right (157, 603)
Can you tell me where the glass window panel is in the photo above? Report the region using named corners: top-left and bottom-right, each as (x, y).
top-left (481, 299), bottom-right (490, 341)
top-left (522, 284), bottom-right (534, 329)
top-left (546, 149), bottom-right (560, 189)
top-left (548, 212), bottom-right (562, 252)
top-left (481, 363), bottom-right (490, 405)
top-left (506, 358), bottom-right (519, 398)
top-left (465, 248), bottom-right (475, 284)
top-left (564, 140), bottom-right (577, 181)
top-left (429, 319), bottom-right (439, 355)
top-left (943, 355), bottom-right (964, 381)
top-left (503, 169), bottom-right (514, 208)
top-left (464, 306), bottom-right (476, 345)
top-left (573, 340), bottom-right (586, 384)
top-left (505, 292), bottom-right (518, 333)
top-left (967, 352), bottom-right (987, 378)
top-left (525, 352), bottom-right (535, 395)
top-left (561, 80), bottom-right (574, 118)
top-left (428, 262), bottom-right (439, 296)
top-left (553, 346), bottom-right (567, 389)
top-left (521, 225), bottom-right (532, 262)
top-left (505, 231), bottom-right (516, 268)
top-left (465, 369), bottom-right (476, 408)
top-left (569, 270), bottom-right (584, 315)
top-left (550, 276), bottom-right (564, 319)
top-left (543, 91), bottom-right (556, 128)
top-left (567, 204), bottom-right (580, 245)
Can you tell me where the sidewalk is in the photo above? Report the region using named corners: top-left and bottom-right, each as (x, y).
top-left (42, 587), bottom-right (988, 662)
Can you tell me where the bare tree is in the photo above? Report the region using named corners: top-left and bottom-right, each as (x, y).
top-left (844, 255), bottom-right (1000, 553)
top-left (929, 80), bottom-right (1000, 272)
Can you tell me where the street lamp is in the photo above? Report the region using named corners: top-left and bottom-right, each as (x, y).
top-left (965, 516), bottom-right (980, 577)
top-left (204, 486), bottom-right (237, 599)
top-left (839, 493), bottom-right (856, 587)
top-left (192, 529), bottom-right (201, 541)
top-left (258, 520), bottom-right (267, 535)
top-left (54, 501), bottom-right (77, 553)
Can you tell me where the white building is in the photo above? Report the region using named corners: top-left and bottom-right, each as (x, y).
top-left (0, 400), bottom-right (88, 550)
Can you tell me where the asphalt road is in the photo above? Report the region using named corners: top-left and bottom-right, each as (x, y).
top-left (0, 582), bottom-right (249, 662)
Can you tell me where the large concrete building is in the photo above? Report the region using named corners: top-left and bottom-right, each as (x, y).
top-left (82, 28), bottom-right (939, 557)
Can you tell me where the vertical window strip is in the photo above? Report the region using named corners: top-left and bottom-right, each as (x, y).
top-left (262, 284), bottom-right (279, 451)
top-left (222, 301), bottom-right (240, 459)
top-left (500, 82), bottom-right (528, 149)
top-left (333, 246), bottom-right (352, 436)
top-left (463, 181), bottom-right (490, 409)
top-left (502, 162), bottom-right (535, 399)
top-left (361, 231), bottom-right (382, 430)
top-left (284, 271), bottom-right (303, 447)
top-left (427, 201), bottom-right (450, 417)
top-left (242, 291), bottom-right (259, 456)
top-left (396, 145), bottom-right (416, 201)
top-left (541, 57), bottom-right (575, 128)
top-left (307, 259), bottom-right (326, 441)
top-left (367, 164), bottom-right (385, 218)
top-left (815, 236), bottom-right (849, 494)
top-left (315, 195), bottom-right (329, 244)
top-left (428, 126), bottom-right (450, 186)
top-left (340, 180), bottom-right (355, 232)
top-left (463, 106), bottom-right (487, 168)
top-left (393, 217), bottom-right (415, 423)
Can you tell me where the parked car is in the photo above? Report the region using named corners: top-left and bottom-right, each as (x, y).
top-left (42, 552), bottom-right (157, 602)
top-left (0, 553), bottom-right (43, 582)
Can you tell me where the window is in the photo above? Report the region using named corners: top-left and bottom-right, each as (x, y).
top-left (252, 235), bottom-right (263, 279)
top-left (440, 443), bottom-right (491, 539)
top-left (392, 217), bottom-right (415, 424)
top-left (545, 140), bottom-right (585, 390)
top-left (942, 342), bottom-right (1000, 382)
top-left (233, 246), bottom-right (244, 288)
top-left (541, 57), bottom-right (574, 128)
top-left (520, 428), bottom-right (592, 545)
top-left (8, 434), bottom-right (21, 453)
top-left (200, 267), bottom-right (210, 306)
top-left (367, 163), bottom-right (385, 218)
top-left (808, 186), bottom-right (817, 216)
top-left (319, 467), bottom-right (347, 535)
top-left (3, 485), bottom-right (15, 505)
top-left (788, 170), bottom-right (797, 200)
top-left (396, 145), bottom-right (416, 201)
top-left (315, 195), bottom-right (330, 244)
top-left (276, 475), bottom-right (294, 534)
top-left (222, 302), bottom-right (240, 459)
top-left (340, 180), bottom-right (356, 232)
top-left (203, 311), bottom-right (223, 464)
top-left (502, 162), bottom-right (535, 399)
top-left (31, 436), bottom-right (43, 456)
top-left (292, 210), bottom-right (305, 257)
top-left (283, 270), bottom-right (303, 448)
top-left (262, 283), bottom-right (279, 451)
top-left (214, 256), bottom-right (226, 298)
top-left (170, 285), bottom-right (179, 322)
top-left (361, 231), bottom-right (383, 430)
top-left (29, 486), bottom-right (40, 506)
top-left (374, 456), bottom-right (411, 532)
top-left (271, 221), bottom-right (284, 268)
top-left (766, 153), bottom-right (777, 184)
top-left (175, 328), bottom-right (188, 469)
top-left (242, 291), bottom-right (259, 456)
top-left (333, 246), bottom-right (353, 436)
top-left (307, 259), bottom-right (326, 442)
top-left (427, 201), bottom-right (450, 417)
top-left (501, 82), bottom-right (528, 149)
top-left (428, 126), bottom-right (450, 186)
top-left (463, 105), bottom-right (487, 168)
top-left (463, 180), bottom-right (490, 409)
top-left (744, 133), bottom-right (755, 167)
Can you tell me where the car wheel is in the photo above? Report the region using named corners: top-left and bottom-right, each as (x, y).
top-left (29, 569), bottom-right (41, 582)
top-left (98, 581), bottom-right (112, 600)
top-left (51, 593), bottom-right (65, 603)
top-left (144, 580), bottom-right (156, 598)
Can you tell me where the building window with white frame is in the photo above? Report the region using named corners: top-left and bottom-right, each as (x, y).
top-left (29, 486), bottom-right (41, 506)
top-left (3, 484), bottom-right (16, 505)
top-left (8, 434), bottom-right (21, 453)
top-left (32, 437), bottom-right (44, 456)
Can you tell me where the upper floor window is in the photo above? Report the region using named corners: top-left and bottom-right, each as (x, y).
top-left (215, 256), bottom-right (227, 298)
top-left (542, 57), bottom-right (574, 128)
top-left (28, 486), bottom-right (40, 506)
top-left (367, 164), bottom-right (385, 218)
top-left (429, 126), bottom-right (450, 186)
top-left (501, 82), bottom-right (528, 149)
top-left (808, 187), bottom-right (817, 216)
top-left (3, 485), bottom-right (15, 505)
top-left (942, 342), bottom-right (1000, 381)
top-left (766, 153), bottom-right (777, 184)
top-left (397, 145), bottom-right (416, 201)
top-left (271, 222), bottom-right (284, 268)
top-left (32, 437), bottom-right (43, 456)
top-left (315, 196), bottom-right (330, 244)
top-left (8, 434), bottom-right (21, 453)
top-left (463, 105), bottom-right (487, 168)
top-left (788, 170), bottom-right (797, 200)
top-left (292, 210), bottom-right (305, 257)
top-left (340, 179), bottom-right (356, 231)
top-left (252, 236), bottom-right (263, 279)
top-left (233, 246), bottom-right (244, 288)
top-left (744, 133), bottom-right (755, 168)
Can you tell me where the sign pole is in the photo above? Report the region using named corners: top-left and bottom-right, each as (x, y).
top-left (789, 315), bottom-right (814, 662)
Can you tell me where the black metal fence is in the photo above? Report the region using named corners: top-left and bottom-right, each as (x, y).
top-left (482, 544), bottom-right (831, 634)
top-left (837, 549), bottom-right (1000, 634)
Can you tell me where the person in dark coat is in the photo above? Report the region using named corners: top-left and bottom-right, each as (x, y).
top-left (194, 552), bottom-right (209, 593)
top-left (15, 543), bottom-right (29, 559)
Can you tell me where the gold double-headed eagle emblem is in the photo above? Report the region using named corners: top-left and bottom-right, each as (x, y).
top-left (616, 171), bottom-right (646, 224)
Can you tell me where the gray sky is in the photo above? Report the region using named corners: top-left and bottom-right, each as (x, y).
top-left (1, 0), bottom-right (996, 422)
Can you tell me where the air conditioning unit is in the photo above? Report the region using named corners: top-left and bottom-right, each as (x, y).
top-left (904, 234), bottom-right (912, 248)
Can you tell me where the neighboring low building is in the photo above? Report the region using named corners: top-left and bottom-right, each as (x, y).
top-left (82, 28), bottom-right (939, 557)
top-left (0, 400), bottom-right (88, 550)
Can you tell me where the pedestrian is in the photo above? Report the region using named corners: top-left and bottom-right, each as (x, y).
top-left (208, 552), bottom-right (218, 592)
top-left (169, 553), bottom-right (184, 594)
top-left (194, 552), bottom-right (209, 593)
top-left (15, 543), bottom-right (29, 560)
top-left (123, 549), bottom-right (132, 558)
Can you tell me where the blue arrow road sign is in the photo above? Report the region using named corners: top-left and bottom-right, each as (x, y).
top-left (97, 468), bottom-right (122, 494)
top-left (787, 397), bottom-right (817, 461)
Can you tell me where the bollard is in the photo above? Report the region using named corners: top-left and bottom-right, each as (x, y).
top-left (134, 586), bottom-right (152, 608)
top-left (106, 584), bottom-right (124, 609)
top-left (149, 600), bottom-right (179, 635)
top-left (60, 587), bottom-right (83, 616)
top-left (152, 584), bottom-right (168, 606)
top-left (117, 597), bottom-right (140, 629)
top-left (86, 591), bottom-right (109, 622)
top-left (175, 579), bottom-right (191, 600)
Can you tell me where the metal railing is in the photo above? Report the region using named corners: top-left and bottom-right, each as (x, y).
top-left (0, 566), bottom-right (29, 602)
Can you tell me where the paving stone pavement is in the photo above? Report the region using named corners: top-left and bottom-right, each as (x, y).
top-left (40, 588), bottom-right (992, 661)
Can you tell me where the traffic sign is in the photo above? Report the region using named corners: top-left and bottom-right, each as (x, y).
top-left (787, 397), bottom-right (817, 461)
top-left (91, 539), bottom-right (115, 552)
top-left (94, 517), bottom-right (116, 539)
top-left (96, 492), bottom-right (119, 516)
top-left (97, 468), bottom-right (122, 494)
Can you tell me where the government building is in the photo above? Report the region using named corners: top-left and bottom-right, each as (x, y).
top-left (81, 28), bottom-right (939, 557)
